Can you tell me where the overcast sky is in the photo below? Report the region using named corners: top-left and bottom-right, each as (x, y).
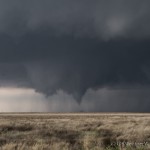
top-left (0, 0), bottom-right (150, 112)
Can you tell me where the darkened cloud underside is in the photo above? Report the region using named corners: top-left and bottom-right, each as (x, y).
top-left (0, 0), bottom-right (150, 109)
top-left (1, 33), bottom-right (150, 102)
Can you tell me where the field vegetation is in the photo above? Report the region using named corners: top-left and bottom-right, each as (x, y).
top-left (0, 113), bottom-right (150, 150)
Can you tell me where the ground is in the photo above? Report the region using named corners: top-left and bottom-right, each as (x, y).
top-left (0, 113), bottom-right (150, 150)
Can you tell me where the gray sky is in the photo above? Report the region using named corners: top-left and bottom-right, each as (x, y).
top-left (0, 0), bottom-right (150, 112)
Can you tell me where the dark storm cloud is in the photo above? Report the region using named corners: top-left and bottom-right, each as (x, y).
top-left (1, 35), bottom-right (150, 103)
top-left (0, 0), bottom-right (150, 111)
top-left (0, 63), bottom-right (30, 87)
top-left (0, 0), bottom-right (150, 39)
top-left (81, 88), bottom-right (150, 112)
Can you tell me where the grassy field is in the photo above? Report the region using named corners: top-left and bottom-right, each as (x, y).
top-left (0, 113), bottom-right (150, 150)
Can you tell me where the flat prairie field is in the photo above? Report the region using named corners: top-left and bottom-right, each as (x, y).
top-left (0, 113), bottom-right (150, 150)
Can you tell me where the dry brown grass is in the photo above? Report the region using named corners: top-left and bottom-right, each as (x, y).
top-left (0, 113), bottom-right (150, 150)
